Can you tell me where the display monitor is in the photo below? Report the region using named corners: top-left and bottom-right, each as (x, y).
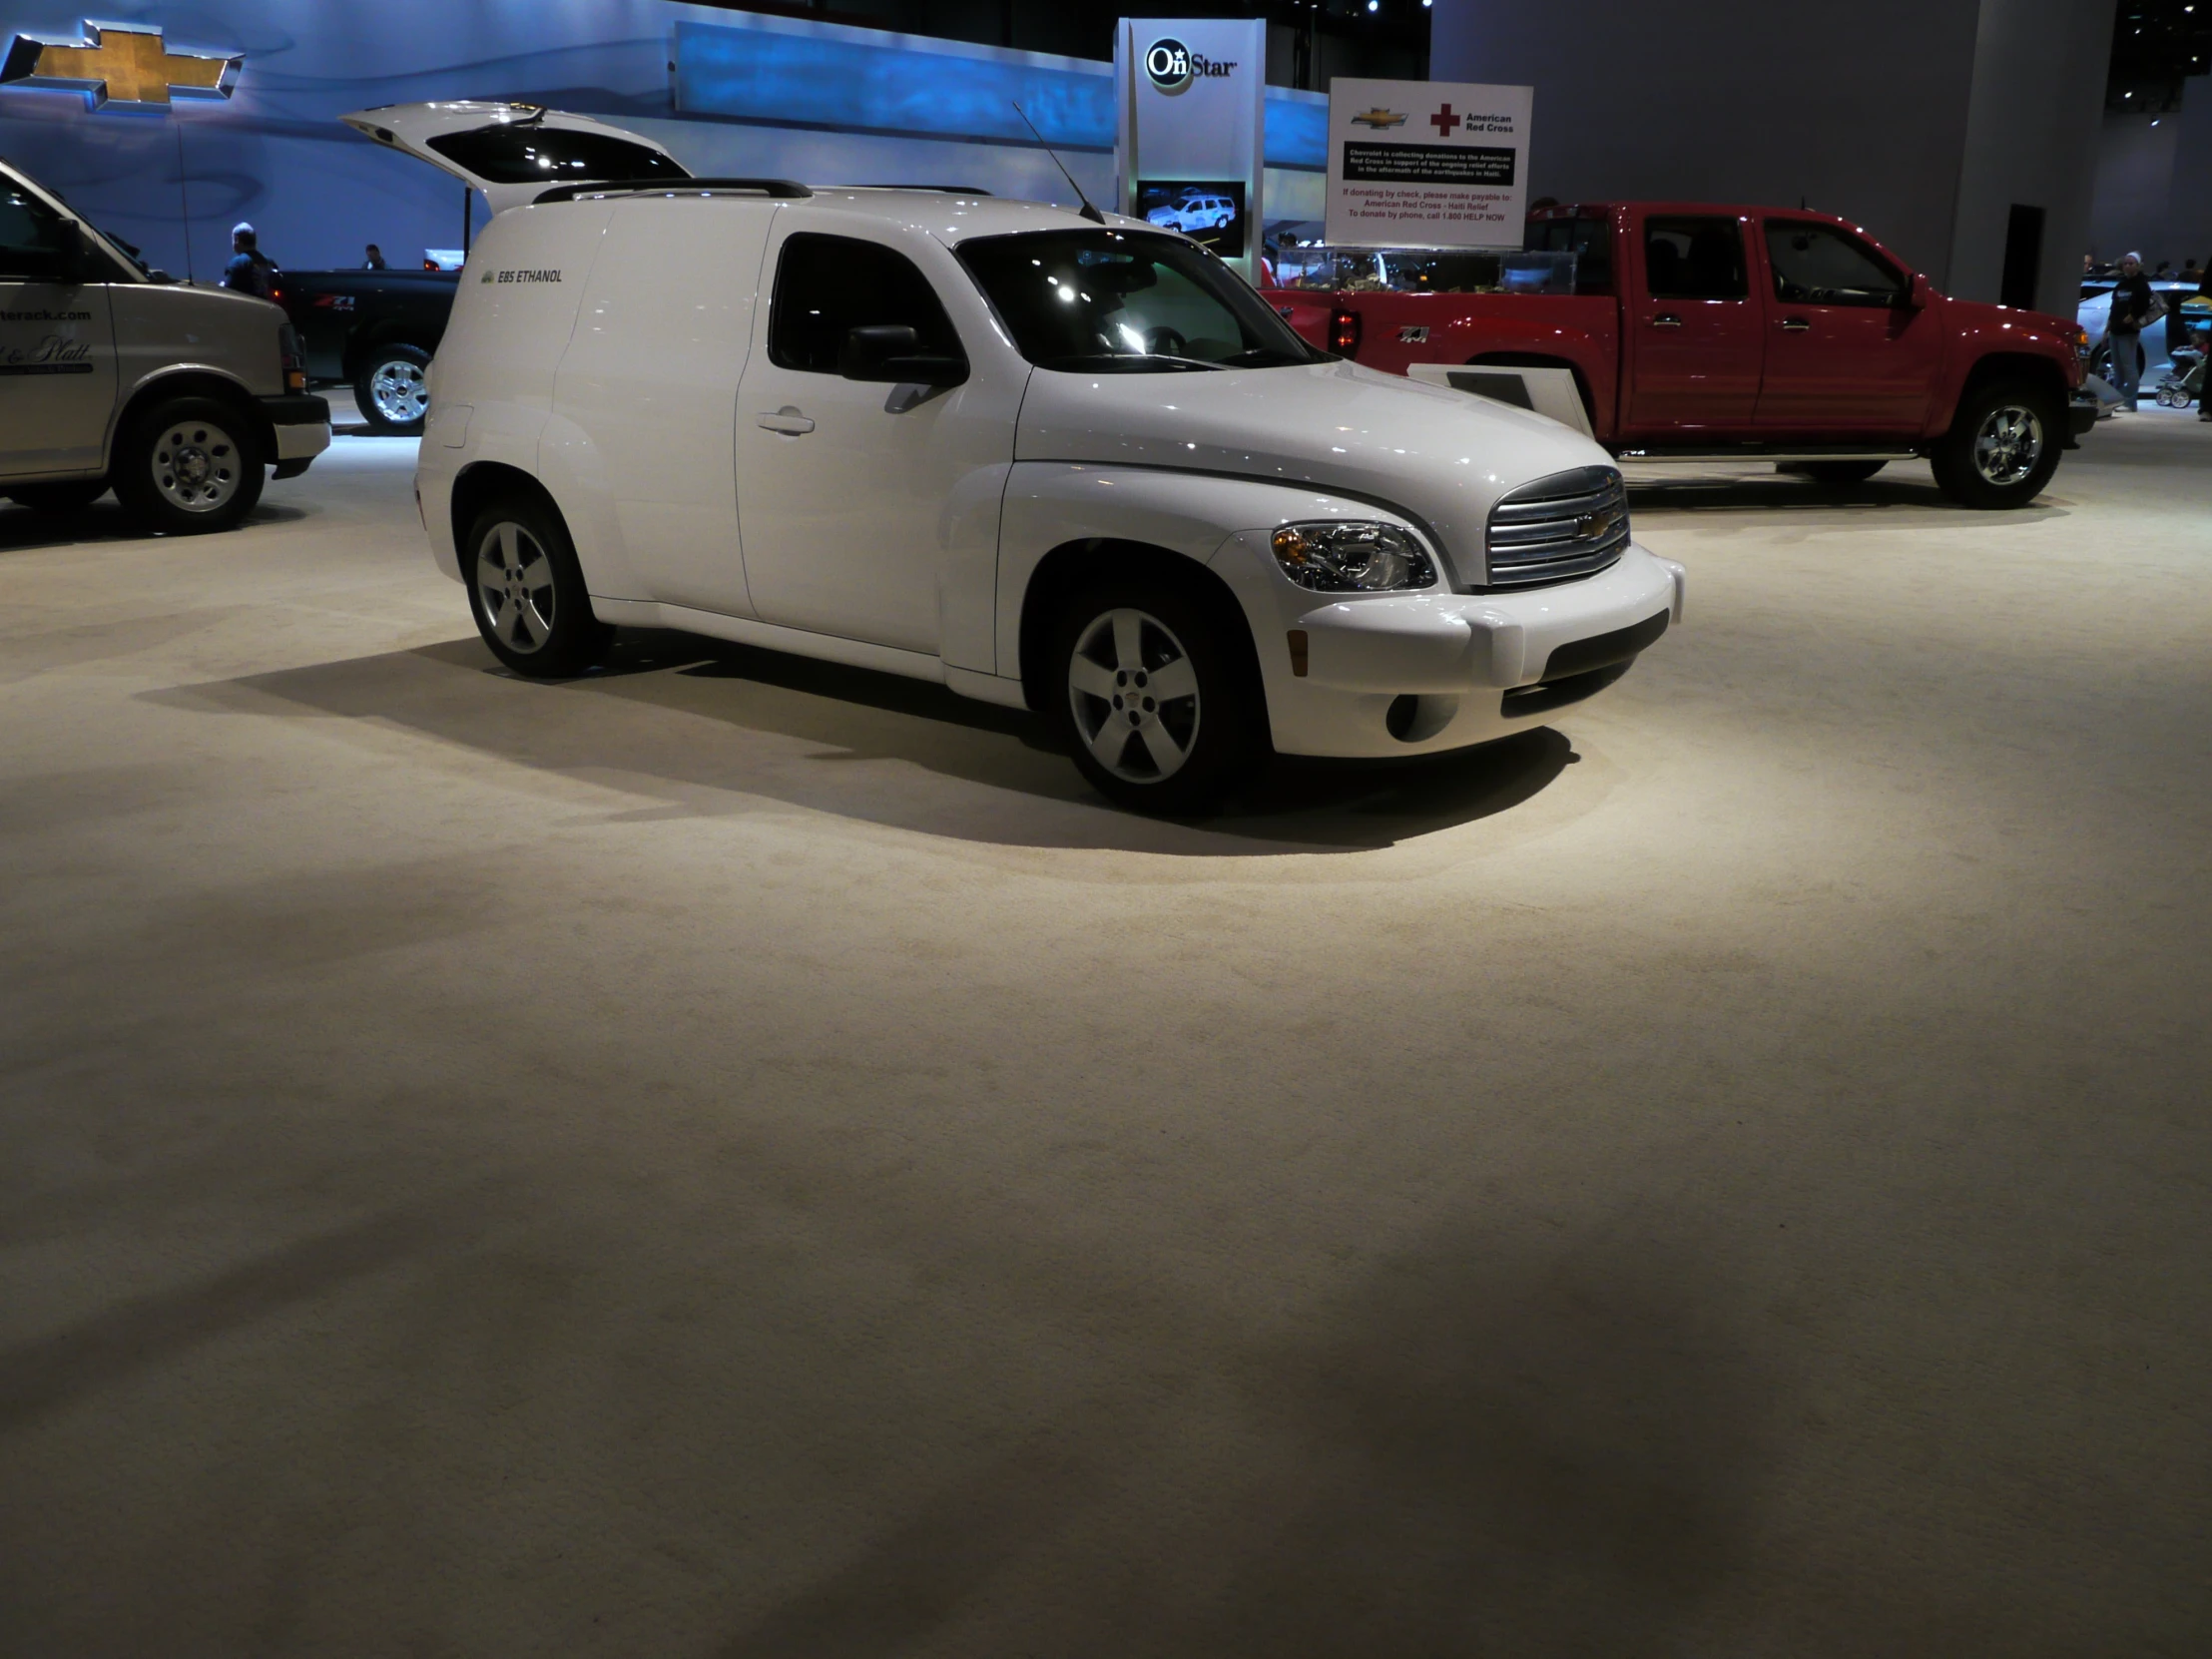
top-left (1136, 180), bottom-right (1247, 260)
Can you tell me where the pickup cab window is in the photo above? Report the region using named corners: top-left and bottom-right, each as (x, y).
top-left (1765, 222), bottom-right (1907, 307)
top-left (1529, 216), bottom-right (1614, 295)
top-left (1643, 217), bottom-right (1748, 301)
top-left (768, 233), bottom-right (964, 373)
top-left (957, 229), bottom-right (1321, 372)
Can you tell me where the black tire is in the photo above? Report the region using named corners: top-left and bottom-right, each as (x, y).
top-left (6, 479), bottom-right (108, 513)
top-left (1049, 571), bottom-right (1262, 816)
top-left (110, 395), bottom-right (266, 535)
top-left (1930, 378), bottom-right (2064, 509)
top-left (1779, 459), bottom-right (1887, 485)
top-left (462, 494), bottom-right (611, 678)
top-left (354, 342), bottom-right (431, 436)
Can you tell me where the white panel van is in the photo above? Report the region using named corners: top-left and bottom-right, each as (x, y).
top-left (414, 183), bottom-right (1684, 813)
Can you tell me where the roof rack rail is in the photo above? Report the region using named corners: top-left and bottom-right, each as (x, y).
top-left (533, 178), bottom-right (813, 206)
top-left (850, 185), bottom-right (993, 195)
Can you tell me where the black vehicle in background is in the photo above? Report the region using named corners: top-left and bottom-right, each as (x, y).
top-left (272, 267), bottom-right (457, 435)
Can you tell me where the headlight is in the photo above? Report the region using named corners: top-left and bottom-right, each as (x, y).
top-left (1269, 520), bottom-right (1435, 592)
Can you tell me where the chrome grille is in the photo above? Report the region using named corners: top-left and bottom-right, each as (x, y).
top-left (1485, 465), bottom-right (1631, 587)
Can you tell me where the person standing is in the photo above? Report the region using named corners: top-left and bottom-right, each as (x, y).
top-left (221, 222), bottom-right (277, 298)
top-left (2106, 252), bottom-right (2154, 409)
top-left (362, 244), bottom-right (387, 270)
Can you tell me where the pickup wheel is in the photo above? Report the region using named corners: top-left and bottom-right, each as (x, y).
top-left (1931, 379), bottom-right (2063, 509)
top-left (355, 343), bottom-right (431, 436)
top-left (110, 396), bottom-right (265, 535)
top-left (1051, 575), bottom-right (1260, 817)
top-left (7, 479), bottom-right (108, 513)
top-left (1779, 460), bottom-right (1886, 485)
top-left (463, 497), bottom-right (611, 678)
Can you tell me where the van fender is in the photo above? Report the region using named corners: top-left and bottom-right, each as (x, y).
top-left (996, 462), bottom-right (1421, 683)
top-left (533, 407), bottom-right (649, 602)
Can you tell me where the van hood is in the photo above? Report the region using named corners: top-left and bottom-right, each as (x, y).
top-left (1014, 358), bottom-right (1616, 585)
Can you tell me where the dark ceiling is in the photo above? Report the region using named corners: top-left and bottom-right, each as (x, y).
top-left (2108, 0), bottom-right (2212, 110)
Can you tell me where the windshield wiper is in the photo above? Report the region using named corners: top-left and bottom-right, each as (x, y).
top-left (1036, 352), bottom-right (1226, 372)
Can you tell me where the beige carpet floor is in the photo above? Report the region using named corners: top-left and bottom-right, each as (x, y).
top-left (1, 412), bottom-right (2207, 1655)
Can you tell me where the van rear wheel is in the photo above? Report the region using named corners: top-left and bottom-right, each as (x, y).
top-left (463, 497), bottom-right (611, 678)
top-left (1051, 574), bottom-right (1259, 816)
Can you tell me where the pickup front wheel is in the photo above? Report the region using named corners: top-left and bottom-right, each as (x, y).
top-left (1052, 575), bottom-right (1260, 816)
top-left (1931, 380), bottom-right (2063, 509)
top-left (355, 343), bottom-right (432, 436)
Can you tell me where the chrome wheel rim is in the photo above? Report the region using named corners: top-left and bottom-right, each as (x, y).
top-left (1972, 404), bottom-right (2043, 486)
top-left (474, 521), bottom-right (556, 654)
top-left (367, 358), bottom-right (429, 425)
top-left (1067, 607), bottom-right (1200, 784)
top-left (152, 419), bottom-right (243, 513)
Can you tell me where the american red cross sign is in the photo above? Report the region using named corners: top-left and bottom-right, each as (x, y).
top-left (0, 20), bottom-right (242, 108)
top-left (1428, 104), bottom-right (1460, 137)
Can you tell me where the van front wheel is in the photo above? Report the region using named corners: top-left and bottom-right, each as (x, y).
top-left (1051, 575), bottom-right (1259, 816)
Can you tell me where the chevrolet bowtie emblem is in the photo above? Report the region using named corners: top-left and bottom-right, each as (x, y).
top-left (1, 20), bottom-right (242, 108)
top-left (1576, 506), bottom-right (1623, 540)
top-left (1350, 107), bottom-right (1407, 129)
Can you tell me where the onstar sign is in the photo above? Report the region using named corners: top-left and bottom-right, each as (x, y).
top-left (1324, 78), bottom-right (1532, 250)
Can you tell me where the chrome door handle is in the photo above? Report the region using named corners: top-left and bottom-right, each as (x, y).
top-left (1650, 313), bottom-right (1682, 328)
top-left (1780, 317), bottom-right (1812, 332)
top-left (757, 408), bottom-right (815, 435)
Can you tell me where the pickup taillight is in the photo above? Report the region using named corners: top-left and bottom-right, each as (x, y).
top-left (1330, 306), bottom-right (1362, 356)
top-left (277, 321), bottom-right (306, 393)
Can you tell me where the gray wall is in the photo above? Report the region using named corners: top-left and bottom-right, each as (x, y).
top-left (1948, 0), bottom-right (2118, 315)
top-left (1430, 0), bottom-right (2113, 315)
top-left (2091, 84), bottom-right (2212, 268)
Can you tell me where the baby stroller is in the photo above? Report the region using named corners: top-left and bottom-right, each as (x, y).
top-left (2153, 298), bottom-right (2211, 408)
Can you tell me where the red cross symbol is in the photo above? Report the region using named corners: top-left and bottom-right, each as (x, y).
top-left (1428, 104), bottom-right (1460, 137)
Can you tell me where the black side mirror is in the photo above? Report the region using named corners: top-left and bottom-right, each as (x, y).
top-left (839, 324), bottom-right (967, 388)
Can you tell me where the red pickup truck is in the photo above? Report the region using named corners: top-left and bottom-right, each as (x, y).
top-left (1266, 202), bottom-right (2092, 509)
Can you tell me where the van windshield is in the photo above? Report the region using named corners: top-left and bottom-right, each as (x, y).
top-left (957, 229), bottom-right (1326, 372)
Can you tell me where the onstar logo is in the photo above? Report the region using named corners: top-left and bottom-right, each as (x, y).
top-left (1144, 37), bottom-right (1235, 94)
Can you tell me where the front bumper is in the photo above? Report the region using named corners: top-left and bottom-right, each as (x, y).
top-left (1210, 537), bottom-right (1686, 759)
top-left (261, 393), bottom-right (332, 473)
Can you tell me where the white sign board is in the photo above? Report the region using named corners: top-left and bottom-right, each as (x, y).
top-left (1324, 78), bottom-right (1533, 250)
top-left (1115, 18), bottom-right (1267, 280)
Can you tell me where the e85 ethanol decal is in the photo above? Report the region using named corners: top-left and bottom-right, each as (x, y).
top-left (481, 269), bottom-right (562, 284)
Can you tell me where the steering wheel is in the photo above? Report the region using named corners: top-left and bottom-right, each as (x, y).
top-left (1144, 326), bottom-right (1189, 356)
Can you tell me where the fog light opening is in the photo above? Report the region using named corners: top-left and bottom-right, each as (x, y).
top-left (1385, 693), bottom-right (1458, 743)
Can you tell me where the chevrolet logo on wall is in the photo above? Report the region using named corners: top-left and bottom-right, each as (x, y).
top-left (1350, 108), bottom-right (1407, 129)
top-left (1, 20), bottom-right (243, 109)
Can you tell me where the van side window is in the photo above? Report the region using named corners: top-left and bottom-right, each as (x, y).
top-left (1765, 221), bottom-right (1906, 307)
top-left (1643, 216), bottom-right (1747, 301)
top-left (0, 185), bottom-right (77, 281)
top-left (769, 234), bottom-right (963, 374)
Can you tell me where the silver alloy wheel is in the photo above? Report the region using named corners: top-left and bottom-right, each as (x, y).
top-left (151, 418), bottom-right (243, 513)
top-left (474, 520), bottom-right (557, 654)
top-left (1972, 403), bottom-right (2044, 486)
top-left (1067, 606), bottom-right (1201, 783)
top-left (367, 357), bottom-right (429, 426)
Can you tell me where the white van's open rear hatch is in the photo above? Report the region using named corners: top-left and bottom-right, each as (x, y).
top-left (340, 102), bottom-right (689, 216)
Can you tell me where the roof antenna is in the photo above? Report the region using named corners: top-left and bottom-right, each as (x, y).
top-left (1012, 102), bottom-right (1104, 223)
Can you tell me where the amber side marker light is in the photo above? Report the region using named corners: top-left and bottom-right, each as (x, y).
top-left (1288, 629), bottom-right (1310, 677)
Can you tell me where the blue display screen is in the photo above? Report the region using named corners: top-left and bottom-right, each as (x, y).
top-left (674, 21), bottom-right (1115, 152)
top-left (674, 21), bottom-right (1329, 171)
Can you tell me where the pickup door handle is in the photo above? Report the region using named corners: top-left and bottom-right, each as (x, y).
top-left (1779, 317), bottom-right (1812, 332)
top-left (1650, 313), bottom-right (1682, 328)
top-left (756, 408), bottom-right (816, 435)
